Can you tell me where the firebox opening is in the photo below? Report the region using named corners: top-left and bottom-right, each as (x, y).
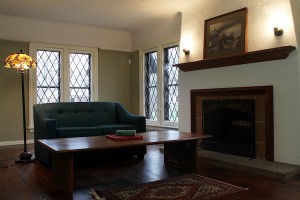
top-left (202, 99), bottom-right (255, 158)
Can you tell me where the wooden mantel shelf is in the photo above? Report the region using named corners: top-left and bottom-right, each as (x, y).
top-left (177, 45), bottom-right (296, 72)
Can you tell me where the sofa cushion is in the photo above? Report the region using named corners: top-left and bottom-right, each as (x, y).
top-left (42, 102), bottom-right (119, 127)
top-left (57, 124), bottom-right (138, 138)
top-left (56, 127), bottom-right (101, 138)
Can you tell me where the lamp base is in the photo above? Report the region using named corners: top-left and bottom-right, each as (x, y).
top-left (15, 152), bottom-right (36, 163)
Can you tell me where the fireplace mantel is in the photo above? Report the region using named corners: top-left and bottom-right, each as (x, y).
top-left (177, 46), bottom-right (296, 72)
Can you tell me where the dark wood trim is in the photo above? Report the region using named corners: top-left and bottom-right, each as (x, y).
top-left (177, 46), bottom-right (295, 72)
top-left (190, 86), bottom-right (274, 161)
top-left (265, 87), bottom-right (274, 161)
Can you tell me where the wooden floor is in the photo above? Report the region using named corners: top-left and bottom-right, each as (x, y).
top-left (0, 144), bottom-right (300, 200)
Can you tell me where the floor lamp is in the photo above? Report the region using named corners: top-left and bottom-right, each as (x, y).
top-left (4, 50), bottom-right (37, 163)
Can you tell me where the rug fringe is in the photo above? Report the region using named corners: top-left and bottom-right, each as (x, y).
top-left (89, 189), bottom-right (106, 200)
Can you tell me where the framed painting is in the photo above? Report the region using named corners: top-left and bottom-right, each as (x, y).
top-left (203, 8), bottom-right (247, 59)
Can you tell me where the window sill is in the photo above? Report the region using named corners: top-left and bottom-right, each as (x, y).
top-left (146, 124), bottom-right (178, 131)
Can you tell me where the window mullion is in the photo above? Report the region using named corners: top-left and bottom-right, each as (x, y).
top-left (60, 49), bottom-right (69, 102)
top-left (157, 47), bottom-right (163, 125)
top-left (91, 49), bottom-right (98, 101)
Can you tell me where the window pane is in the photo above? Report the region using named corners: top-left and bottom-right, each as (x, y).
top-left (163, 46), bottom-right (179, 122)
top-left (36, 50), bottom-right (60, 104)
top-left (144, 51), bottom-right (158, 121)
top-left (69, 53), bottom-right (91, 102)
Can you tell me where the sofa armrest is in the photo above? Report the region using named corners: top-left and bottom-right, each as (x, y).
top-left (33, 104), bottom-right (57, 139)
top-left (115, 103), bottom-right (146, 133)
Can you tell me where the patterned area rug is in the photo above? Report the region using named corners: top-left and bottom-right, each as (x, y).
top-left (90, 173), bottom-right (247, 200)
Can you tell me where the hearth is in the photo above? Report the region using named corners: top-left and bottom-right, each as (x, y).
top-left (190, 86), bottom-right (274, 161)
top-left (202, 99), bottom-right (255, 158)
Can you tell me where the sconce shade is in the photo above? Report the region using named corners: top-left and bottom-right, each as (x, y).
top-left (273, 27), bottom-right (283, 36)
top-left (4, 50), bottom-right (37, 72)
top-left (183, 49), bottom-right (190, 55)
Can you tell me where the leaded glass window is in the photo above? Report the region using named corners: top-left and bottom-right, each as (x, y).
top-left (144, 51), bottom-right (158, 121)
top-left (163, 46), bottom-right (179, 122)
top-left (143, 44), bottom-right (179, 127)
top-left (35, 51), bottom-right (93, 103)
top-left (69, 53), bottom-right (91, 102)
top-left (36, 50), bottom-right (60, 104)
top-left (29, 43), bottom-right (98, 131)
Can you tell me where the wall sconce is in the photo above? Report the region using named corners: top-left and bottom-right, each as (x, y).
top-left (183, 49), bottom-right (190, 55)
top-left (274, 27), bottom-right (283, 36)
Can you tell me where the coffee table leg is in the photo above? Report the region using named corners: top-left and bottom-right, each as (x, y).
top-left (164, 139), bottom-right (200, 172)
top-left (52, 153), bottom-right (74, 198)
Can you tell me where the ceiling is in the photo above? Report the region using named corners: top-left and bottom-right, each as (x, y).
top-left (0, 0), bottom-right (204, 32)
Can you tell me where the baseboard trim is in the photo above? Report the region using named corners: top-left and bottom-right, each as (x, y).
top-left (0, 139), bottom-right (34, 147)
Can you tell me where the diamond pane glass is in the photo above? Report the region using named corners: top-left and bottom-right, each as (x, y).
top-left (36, 50), bottom-right (60, 104)
top-left (144, 51), bottom-right (158, 120)
top-left (163, 46), bottom-right (179, 122)
top-left (69, 53), bottom-right (91, 102)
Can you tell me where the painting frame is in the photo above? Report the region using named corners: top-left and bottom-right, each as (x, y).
top-left (203, 8), bottom-right (247, 59)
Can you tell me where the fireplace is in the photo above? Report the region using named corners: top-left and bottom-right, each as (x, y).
top-left (202, 99), bottom-right (255, 158)
top-left (190, 86), bottom-right (274, 161)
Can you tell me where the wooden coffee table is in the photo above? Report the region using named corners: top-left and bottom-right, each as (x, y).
top-left (38, 130), bottom-right (210, 199)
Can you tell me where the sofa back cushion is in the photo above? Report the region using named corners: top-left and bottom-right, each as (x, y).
top-left (41, 102), bottom-right (118, 127)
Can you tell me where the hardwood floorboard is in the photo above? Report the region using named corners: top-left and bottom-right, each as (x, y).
top-left (0, 144), bottom-right (299, 200)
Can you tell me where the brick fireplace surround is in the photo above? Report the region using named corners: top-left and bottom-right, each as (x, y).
top-left (190, 86), bottom-right (274, 161)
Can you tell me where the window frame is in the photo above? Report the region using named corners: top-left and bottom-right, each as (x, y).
top-left (143, 50), bottom-right (160, 124)
top-left (140, 42), bottom-right (179, 128)
top-left (161, 43), bottom-right (179, 127)
top-left (28, 42), bottom-right (98, 131)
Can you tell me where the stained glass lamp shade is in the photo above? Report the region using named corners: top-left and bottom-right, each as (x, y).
top-left (4, 51), bottom-right (37, 72)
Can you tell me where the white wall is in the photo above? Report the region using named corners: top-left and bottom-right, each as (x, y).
top-left (178, 0), bottom-right (300, 165)
top-left (0, 14), bottom-right (132, 52)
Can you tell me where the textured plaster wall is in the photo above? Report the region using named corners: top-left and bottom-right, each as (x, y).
top-left (131, 13), bottom-right (182, 51)
top-left (98, 50), bottom-right (132, 111)
top-left (179, 0), bottom-right (297, 62)
top-left (178, 0), bottom-right (300, 165)
top-left (290, 0), bottom-right (300, 62)
top-left (130, 51), bottom-right (141, 115)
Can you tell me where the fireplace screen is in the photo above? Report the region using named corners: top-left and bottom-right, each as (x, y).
top-left (202, 99), bottom-right (255, 158)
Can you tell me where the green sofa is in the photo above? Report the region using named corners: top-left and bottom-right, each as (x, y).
top-left (33, 102), bottom-right (146, 167)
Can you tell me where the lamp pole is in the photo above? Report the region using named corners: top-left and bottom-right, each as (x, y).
top-left (21, 71), bottom-right (27, 153)
top-left (15, 70), bottom-right (35, 163)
